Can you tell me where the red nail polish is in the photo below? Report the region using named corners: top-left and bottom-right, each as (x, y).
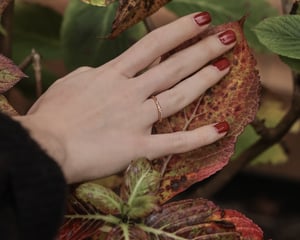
top-left (193, 12), bottom-right (211, 26)
top-left (218, 30), bottom-right (236, 45)
top-left (212, 58), bottom-right (230, 71)
top-left (214, 121), bottom-right (230, 134)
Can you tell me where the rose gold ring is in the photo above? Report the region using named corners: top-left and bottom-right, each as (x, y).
top-left (151, 95), bottom-right (163, 123)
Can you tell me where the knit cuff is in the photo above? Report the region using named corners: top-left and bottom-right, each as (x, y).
top-left (0, 113), bottom-right (67, 239)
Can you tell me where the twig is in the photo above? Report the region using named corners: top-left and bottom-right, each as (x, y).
top-left (32, 49), bottom-right (42, 97)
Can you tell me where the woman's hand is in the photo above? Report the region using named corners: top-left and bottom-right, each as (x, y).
top-left (13, 12), bottom-right (236, 183)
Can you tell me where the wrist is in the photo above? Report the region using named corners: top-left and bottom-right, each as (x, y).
top-left (12, 115), bottom-right (67, 177)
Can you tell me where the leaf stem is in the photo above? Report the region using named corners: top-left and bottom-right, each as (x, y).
top-left (65, 213), bottom-right (120, 225)
top-left (138, 224), bottom-right (187, 240)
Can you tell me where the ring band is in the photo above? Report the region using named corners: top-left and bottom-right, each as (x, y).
top-left (151, 95), bottom-right (163, 123)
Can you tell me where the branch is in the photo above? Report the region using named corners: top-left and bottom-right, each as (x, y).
top-left (190, 73), bottom-right (300, 199)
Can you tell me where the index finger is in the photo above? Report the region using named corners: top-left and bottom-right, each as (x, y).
top-left (112, 12), bottom-right (212, 78)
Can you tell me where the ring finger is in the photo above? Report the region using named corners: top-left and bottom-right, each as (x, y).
top-left (143, 58), bottom-right (231, 124)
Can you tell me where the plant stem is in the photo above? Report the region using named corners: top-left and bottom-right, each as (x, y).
top-left (65, 213), bottom-right (120, 225)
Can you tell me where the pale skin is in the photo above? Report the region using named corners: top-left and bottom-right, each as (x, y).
top-left (13, 7), bottom-right (236, 184)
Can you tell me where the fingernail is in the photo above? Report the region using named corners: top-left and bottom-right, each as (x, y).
top-left (218, 30), bottom-right (236, 45)
top-left (193, 12), bottom-right (211, 26)
top-left (212, 58), bottom-right (230, 71)
top-left (214, 121), bottom-right (230, 134)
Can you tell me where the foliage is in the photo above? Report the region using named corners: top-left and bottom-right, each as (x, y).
top-left (254, 14), bottom-right (300, 73)
top-left (1, 0), bottom-right (300, 240)
top-left (0, 54), bottom-right (26, 114)
top-left (58, 6), bottom-right (262, 238)
top-left (60, 159), bottom-right (263, 240)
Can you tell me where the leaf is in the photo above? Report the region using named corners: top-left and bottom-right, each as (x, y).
top-left (109, 0), bottom-right (171, 38)
top-left (166, 0), bottom-right (278, 52)
top-left (76, 182), bottom-right (123, 214)
top-left (12, 2), bottom-right (63, 98)
top-left (280, 56), bottom-right (300, 73)
top-left (0, 94), bottom-right (18, 116)
top-left (58, 195), bottom-right (119, 240)
top-left (145, 198), bottom-right (263, 239)
top-left (0, 54), bottom-right (26, 93)
top-left (61, 0), bottom-right (147, 70)
top-left (120, 158), bottom-right (160, 218)
top-left (254, 15), bottom-right (300, 59)
top-left (107, 225), bottom-right (150, 240)
top-left (209, 209), bottom-right (263, 239)
top-left (153, 18), bottom-right (261, 203)
top-left (81, 0), bottom-right (115, 7)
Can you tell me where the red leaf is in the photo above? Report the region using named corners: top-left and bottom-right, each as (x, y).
top-left (0, 54), bottom-right (26, 93)
top-left (209, 209), bottom-right (264, 240)
top-left (109, 0), bottom-right (171, 38)
top-left (153, 18), bottom-right (261, 203)
top-left (146, 198), bottom-right (263, 239)
top-left (58, 196), bottom-right (104, 240)
top-left (0, 94), bottom-right (18, 116)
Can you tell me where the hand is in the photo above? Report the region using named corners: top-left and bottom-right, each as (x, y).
top-left (13, 12), bottom-right (236, 183)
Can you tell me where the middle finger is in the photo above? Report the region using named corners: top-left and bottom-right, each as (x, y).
top-left (136, 29), bottom-right (236, 98)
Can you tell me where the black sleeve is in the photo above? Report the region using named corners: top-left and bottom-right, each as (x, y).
top-left (0, 113), bottom-right (67, 240)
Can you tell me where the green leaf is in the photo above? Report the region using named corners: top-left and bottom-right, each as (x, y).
top-left (280, 55), bottom-right (300, 73)
top-left (254, 15), bottom-right (300, 59)
top-left (120, 158), bottom-right (160, 219)
top-left (61, 0), bottom-right (146, 70)
top-left (76, 182), bottom-right (123, 214)
top-left (0, 54), bottom-right (26, 93)
top-left (12, 2), bottom-right (63, 97)
top-left (166, 0), bottom-right (278, 52)
top-left (81, 0), bottom-right (115, 7)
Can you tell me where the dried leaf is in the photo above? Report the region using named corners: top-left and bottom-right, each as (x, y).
top-left (120, 158), bottom-right (160, 218)
top-left (146, 198), bottom-right (263, 239)
top-left (81, 0), bottom-right (115, 7)
top-left (76, 182), bottom-right (123, 214)
top-left (0, 54), bottom-right (26, 93)
top-left (0, 94), bottom-right (18, 116)
top-left (109, 0), bottom-right (171, 38)
top-left (153, 18), bottom-right (261, 203)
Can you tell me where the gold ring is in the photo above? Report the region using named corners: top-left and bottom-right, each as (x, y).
top-left (151, 95), bottom-right (163, 123)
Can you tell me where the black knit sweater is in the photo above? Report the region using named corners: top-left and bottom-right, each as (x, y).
top-left (0, 113), bottom-right (67, 240)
